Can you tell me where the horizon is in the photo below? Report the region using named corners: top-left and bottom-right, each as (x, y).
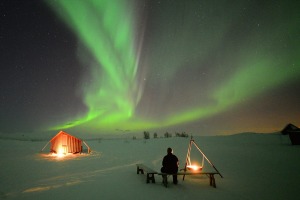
top-left (0, 129), bottom-right (282, 142)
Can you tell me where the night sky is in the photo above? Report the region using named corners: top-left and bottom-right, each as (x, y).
top-left (1, 0), bottom-right (299, 136)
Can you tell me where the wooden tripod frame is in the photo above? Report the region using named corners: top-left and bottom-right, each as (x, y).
top-left (182, 137), bottom-right (223, 180)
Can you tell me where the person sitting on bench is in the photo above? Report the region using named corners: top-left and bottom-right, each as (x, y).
top-left (161, 147), bottom-right (179, 184)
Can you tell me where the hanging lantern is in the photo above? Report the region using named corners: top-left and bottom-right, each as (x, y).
top-left (181, 137), bottom-right (224, 181)
top-left (184, 137), bottom-right (204, 172)
top-left (187, 164), bottom-right (202, 171)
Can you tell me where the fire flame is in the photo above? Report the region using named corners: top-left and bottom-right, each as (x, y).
top-left (187, 165), bottom-right (202, 171)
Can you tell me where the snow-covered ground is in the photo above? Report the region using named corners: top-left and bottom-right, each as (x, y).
top-left (0, 133), bottom-right (299, 200)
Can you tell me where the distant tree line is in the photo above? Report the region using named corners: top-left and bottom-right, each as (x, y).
top-left (142, 131), bottom-right (189, 139)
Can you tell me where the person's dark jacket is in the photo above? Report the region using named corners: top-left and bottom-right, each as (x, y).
top-left (162, 153), bottom-right (179, 173)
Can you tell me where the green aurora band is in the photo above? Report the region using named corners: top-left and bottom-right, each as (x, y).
top-left (46, 0), bottom-right (300, 133)
top-left (46, 0), bottom-right (142, 131)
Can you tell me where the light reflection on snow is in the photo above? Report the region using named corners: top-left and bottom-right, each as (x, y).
top-left (23, 180), bottom-right (82, 193)
top-left (22, 162), bottom-right (136, 194)
top-left (38, 151), bottom-right (100, 161)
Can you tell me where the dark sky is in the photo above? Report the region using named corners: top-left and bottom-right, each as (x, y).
top-left (1, 0), bottom-right (299, 136)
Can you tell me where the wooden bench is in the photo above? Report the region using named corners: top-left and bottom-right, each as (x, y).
top-left (136, 164), bottom-right (158, 183)
top-left (158, 172), bottom-right (220, 188)
top-left (136, 164), bottom-right (221, 188)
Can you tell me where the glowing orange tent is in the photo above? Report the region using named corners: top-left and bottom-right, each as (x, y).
top-left (42, 131), bottom-right (91, 154)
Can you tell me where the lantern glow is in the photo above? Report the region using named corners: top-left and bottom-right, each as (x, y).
top-left (55, 147), bottom-right (67, 158)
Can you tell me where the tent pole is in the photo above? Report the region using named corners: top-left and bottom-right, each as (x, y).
top-left (40, 141), bottom-right (50, 152)
top-left (83, 141), bottom-right (91, 153)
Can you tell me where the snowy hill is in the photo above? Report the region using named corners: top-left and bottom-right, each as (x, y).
top-left (0, 133), bottom-right (299, 200)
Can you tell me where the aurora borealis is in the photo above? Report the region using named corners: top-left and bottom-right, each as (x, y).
top-left (1, 0), bottom-right (299, 136)
top-left (45, 0), bottom-right (141, 130)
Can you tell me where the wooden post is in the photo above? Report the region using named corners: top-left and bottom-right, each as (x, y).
top-left (192, 140), bottom-right (223, 178)
top-left (182, 137), bottom-right (193, 180)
